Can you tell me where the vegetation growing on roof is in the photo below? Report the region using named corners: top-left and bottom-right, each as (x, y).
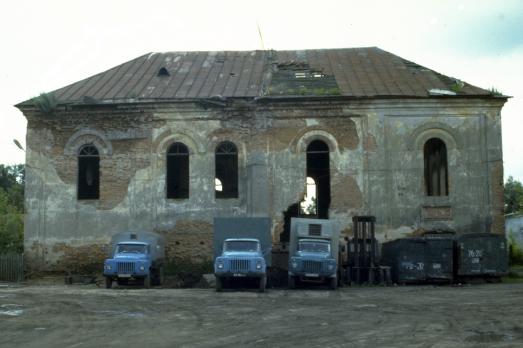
top-left (450, 80), bottom-right (465, 93)
top-left (32, 92), bottom-right (58, 114)
top-left (488, 87), bottom-right (503, 96)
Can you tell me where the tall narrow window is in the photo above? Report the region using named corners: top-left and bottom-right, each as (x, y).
top-left (305, 140), bottom-right (330, 218)
top-left (167, 142), bottom-right (189, 199)
top-left (78, 144), bottom-right (100, 200)
top-left (215, 141), bottom-right (238, 198)
top-left (424, 138), bottom-right (448, 196)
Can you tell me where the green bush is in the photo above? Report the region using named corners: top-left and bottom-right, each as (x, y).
top-left (0, 188), bottom-right (23, 253)
top-left (508, 232), bottom-right (523, 266)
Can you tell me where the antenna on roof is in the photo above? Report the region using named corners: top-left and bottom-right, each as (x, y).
top-left (257, 21), bottom-right (265, 50)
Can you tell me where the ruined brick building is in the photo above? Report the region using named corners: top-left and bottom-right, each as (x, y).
top-left (16, 47), bottom-right (507, 271)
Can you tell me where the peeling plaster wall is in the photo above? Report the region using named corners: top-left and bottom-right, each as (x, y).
top-left (21, 98), bottom-right (505, 271)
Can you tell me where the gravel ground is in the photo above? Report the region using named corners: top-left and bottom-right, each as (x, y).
top-left (1, 282), bottom-right (523, 347)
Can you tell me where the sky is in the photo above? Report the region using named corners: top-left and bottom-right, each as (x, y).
top-left (1, 0), bottom-right (522, 180)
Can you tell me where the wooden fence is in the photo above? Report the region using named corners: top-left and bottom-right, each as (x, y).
top-left (0, 253), bottom-right (24, 282)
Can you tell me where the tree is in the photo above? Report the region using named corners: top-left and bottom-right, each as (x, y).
top-left (504, 176), bottom-right (523, 214)
top-left (0, 164), bottom-right (24, 212)
top-left (0, 164), bottom-right (24, 252)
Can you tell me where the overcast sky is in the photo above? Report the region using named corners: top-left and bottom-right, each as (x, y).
top-left (1, 0), bottom-right (522, 180)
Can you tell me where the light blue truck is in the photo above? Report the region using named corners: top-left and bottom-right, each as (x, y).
top-left (213, 217), bottom-right (272, 292)
top-left (103, 232), bottom-right (165, 289)
top-left (288, 218), bottom-right (340, 289)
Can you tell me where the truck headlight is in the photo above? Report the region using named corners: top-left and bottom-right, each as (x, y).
top-left (217, 262), bottom-right (224, 269)
top-left (256, 261), bottom-right (262, 270)
top-left (291, 258), bottom-right (298, 269)
top-left (139, 266), bottom-right (145, 271)
top-left (328, 264), bottom-right (334, 271)
top-left (105, 265), bottom-right (112, 270)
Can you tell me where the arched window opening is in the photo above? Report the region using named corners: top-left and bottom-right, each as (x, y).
top-left (305, 140), bottom-right (330, 218)
top-left (78, 144), bottom-right (100, 200)
top-left (167, 142), bottom-right (189, 199)
top-left (281, 139), bottom-right (331, 241)
top-left (215, 141), bottom-right (238, 199)
top-left (424, 138), bottom-right (448, 196)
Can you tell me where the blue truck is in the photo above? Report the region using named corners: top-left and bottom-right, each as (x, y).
top-left (288, 218), bottom-right (340, 289)
top-left (213, 217), bottom-right (272, 292)
top-left (103, 232), bottom-right (165, 289)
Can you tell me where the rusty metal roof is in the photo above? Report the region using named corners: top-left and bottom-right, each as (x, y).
top-left (22, 47), bottom-right (495, 106)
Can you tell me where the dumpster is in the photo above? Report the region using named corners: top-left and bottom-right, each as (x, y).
top-left (424, 236), bottom-right (454, 283)
top-left (381, 238), bottom-right (426, 284)
top-left (456, 233), bottom-right (508, 278)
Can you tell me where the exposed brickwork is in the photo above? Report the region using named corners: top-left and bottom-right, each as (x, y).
top-left (157, 220), bottom-right (214, 263)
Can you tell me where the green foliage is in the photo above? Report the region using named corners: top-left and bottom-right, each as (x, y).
top-left (164, 258), bottom-right (213, 276)
top-left (450, 80), bottom-right (465, 93)
top-left (32, 92), bottom-right (58, 114)
top-left (0, 188), bottom-right (23, 252)
top-left (505, 176), bottom-right (523, 214)
top-left (488, 87), bottom-right (503, 96)
top-left (508, 232), bottom-right (523, 266)
top-left (0, 164), bottom-right (24, 253)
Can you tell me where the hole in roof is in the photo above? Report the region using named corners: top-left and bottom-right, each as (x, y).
top-left (158, 67), bottom-right (170, 77)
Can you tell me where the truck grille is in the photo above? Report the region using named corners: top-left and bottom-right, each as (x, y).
top-left (303, 260), bottom-right (322, 273)
top-left (230, 259), bottom-right (250, 272)
top-left (117, 261), bottom-right (134, 273)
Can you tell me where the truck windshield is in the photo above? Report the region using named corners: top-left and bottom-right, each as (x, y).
top-left (224, 241), bottom-right (259, 252)
top-left (298, 240), bottom-right (330, 253)
top-left (117, 244), bottom-right (146, 254)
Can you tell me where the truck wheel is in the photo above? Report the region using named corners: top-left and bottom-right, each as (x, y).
top-left (329, 276), bottom-right (337, 290)
top-left (258, 276), bottom-right (266, 292)
top-left (288, 275), bottom-right (295, 289)
top-left (105, 277), bottom-right (112, 289)
top-left (144, 276), bottom-right (151, 289)
top-left (216, 276), bottom-right (223, 292)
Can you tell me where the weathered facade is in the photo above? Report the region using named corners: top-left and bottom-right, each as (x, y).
top-left (16, 48), bottom-right (507, 271)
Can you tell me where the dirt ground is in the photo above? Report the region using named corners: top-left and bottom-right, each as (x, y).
top-left (1, 281), bottom-right (523, 348)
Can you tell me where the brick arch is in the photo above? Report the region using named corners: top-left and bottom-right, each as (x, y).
top-left (64, 129), bottom-right (112, 155)
top-left (154, 127), bottom-right (205, 155)
top-left (291, 128), bottom-right (339, 154)
top-left (408, 123), bottom-right (460, 151)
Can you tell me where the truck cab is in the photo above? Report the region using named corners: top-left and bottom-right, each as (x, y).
top-left (103, 232), bottom-right (165, 288)
top-left (288, 218), bottom-right (340, 289)
top-left (214, 238), bottom-right (267, 292)
top-left (213, 217), bottom-right (272, 292)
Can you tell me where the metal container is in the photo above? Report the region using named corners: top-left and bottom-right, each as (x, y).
top-left (424, 237), bottom-right (454, 282)
top-left (381, 238), bottom-right (426, 284)
top-left (456, 233), bottom-right (508, 277)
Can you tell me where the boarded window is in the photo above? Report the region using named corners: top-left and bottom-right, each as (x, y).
top-left (77, 144), bottom-right (100, 200)
top-left (424, 138), bottom-right (448, 196)
top-left (167, 142), bottom-right (189, 199)
top-left (215, 141), bottom-right (238, 198)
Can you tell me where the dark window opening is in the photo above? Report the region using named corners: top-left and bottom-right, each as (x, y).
top-left (303, 140), bottom-right (330, 218)
top-left (158, 67), bottom-right (170, 77)
top-left (215, 141), bottom-right (238, 198)
top-left (167, 142), bottom-right (189, 199)
top-left (77, 144), bottom-right (100, 200)
top-left (424, 138), bottom-right (448, 196)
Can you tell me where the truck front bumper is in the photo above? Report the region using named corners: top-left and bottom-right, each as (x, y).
top-left (215, 272), bottom-right (265, 278)
top-left (289, 271), bottom-right (336, 279)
